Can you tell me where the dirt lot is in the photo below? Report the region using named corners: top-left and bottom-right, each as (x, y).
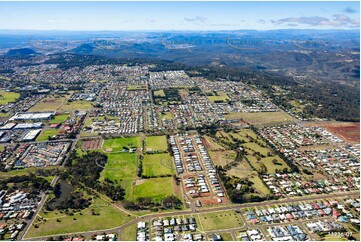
top-left (82, 138), bottom-right (103, 150)
top-left (306, 121), bottom-right (360, 143)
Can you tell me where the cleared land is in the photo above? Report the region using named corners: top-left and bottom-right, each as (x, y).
top-left (133, 177), bottom-right (176, 202)
top-left (142, 153), bottom-right (174, 177)
top-left (161, 112), bottom-right (173, 120)
top-left (24, 197), bottom-right (133, 238)
top-left (225, 111), bottom-right (294, 125)
top-left (306, 121), bottom-right (360, 143)
top-left (145, 135), bottom-right (168, 151)
top-left (29, 96), bottom-right (65, 112)
top-left (103, 137), bottom-right (142, 152)
top-left (100, 152), bottom-right (137, 199)
top-left (197, 210), bottom-right (244, 231)
top-left (0, 91), bottom-right (19, 105)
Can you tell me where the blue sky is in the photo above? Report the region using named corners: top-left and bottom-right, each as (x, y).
top-left (0, 1), bottom-right (359, 31)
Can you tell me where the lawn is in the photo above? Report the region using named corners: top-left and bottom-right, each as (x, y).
top-left (100, 153), bottom-right (137, 200)
top-left (142, 153), bottom-right (174, 177)
top-left (0, 91), bottom-right (19, 105)
top-left (161, 112), bottom-right (173, 120)
top-left (225, 111), bottom-right (294, 125)
top-left (209, 150), bottom-right (236, 167)
top-left (60, 100), bottom-right (93, 111)
top-left (24, 197), bottom-right (134, 239)
top-left (50, 114), bottom-right (69, 124)
top-left (145, 135), bottom-right (168, 151)
top-left (29, 96), bottom-right (65, 112)
top-left (103, 137), bottom-right (142, 152)
top-left (206, 91), bottom-right (229, 103)
top-left (127, 85), bottom-right (146, 91)
top-left (37, 129), bottom-right (59, 141)
top-left (218, 232), bottom-right (234, 241)
top-left (121, 224), bottom-right (137, 241)
top-left (133, 177), bottom-right (176, 202)
top-left (197, 210), bottom-right (244, 231)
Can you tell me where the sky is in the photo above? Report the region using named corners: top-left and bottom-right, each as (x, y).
top-left (0, 1), bottom-right (359, 31)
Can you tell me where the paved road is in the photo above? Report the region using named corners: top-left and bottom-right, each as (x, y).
top-left (23, 190), bottom-right (360, 241)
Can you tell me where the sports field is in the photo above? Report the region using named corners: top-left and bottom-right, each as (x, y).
top-left (100, 152), bottom-right (137, 199)
top-left (103, 137), bottom-right (142, 152)
top-left (133, 177), bottom-right (176, 202)
top-left (142, 153), bottom-right (174, 177)
top-left (154, 90), bottom-right (165, 97)
top-left (145, 135), bottom-right (168, 151)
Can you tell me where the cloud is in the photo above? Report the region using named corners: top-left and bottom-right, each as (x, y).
top-left (343, 7), bottom-right (357, 13)
top-left (258, 19), bottom-right (266, 24)
top-left (272, 15), bottom-right (359, 28)
top-left (184, 16), bottom-right (207, 24)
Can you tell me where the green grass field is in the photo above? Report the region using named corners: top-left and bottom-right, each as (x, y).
top-left (121, 224), bottom-right (137, 241)
top-left (206, 91), bottom-right (229, 103)
top-left (246, 155), bottom-right (290, 174)
top-left (0, 166), bottom-right (63, 178)
top-left (145, 135), bottom-right (168, 151)
top-left (133, 177), bottom-right (175, 202)
top-left (197, 210), bottom-right (244, 231)
top-left (217, 232), bottom-right (234, 241)
top-left (225, 111), bottom-right (294, 125)
top-left (142, 153), bottom-right (174, 177)
top-left (127, 85), bottom-right (146, 91)
top-left (24, 197), bottom-right (134, 239)
top-left (0, 91), bottom-right (19, 105)
top-left (100, 153), bottom-right (137, 199)
top-left (203, 136), bottom-right (225, 150)
top-left (37, 129), bottom-right (59, 141)
top-left (50, 114), bottom-right (69, 124)
top-left (209, 150), bottom-right (236, 167)
top-left (60, 101), bottom-right (93, 111)
top-left (242, 142), bottom-right (270, 156)
top-left (103, 137), bottom-right (142, 152)
top-left (154, 90), bottom-right (165, 97)
top-left (161, 112), bottom-right (173, 120)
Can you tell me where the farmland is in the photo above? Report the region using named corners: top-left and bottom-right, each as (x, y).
top-left (29, 95), bottom-right (65, 112)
